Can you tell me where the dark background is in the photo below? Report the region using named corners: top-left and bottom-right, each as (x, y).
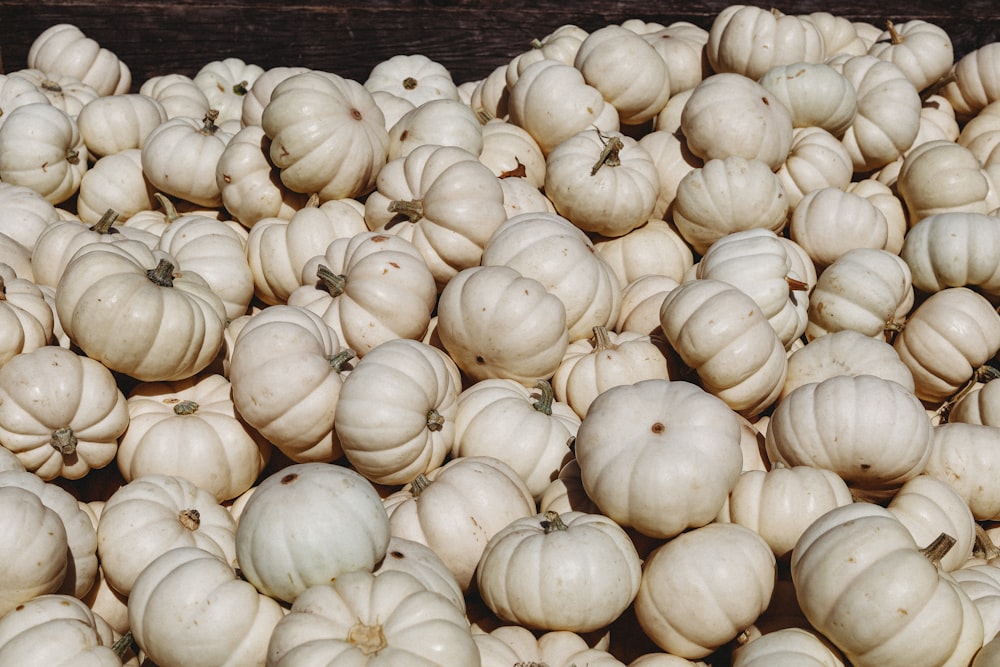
top-left (1, 0), bottom-right (997, 88)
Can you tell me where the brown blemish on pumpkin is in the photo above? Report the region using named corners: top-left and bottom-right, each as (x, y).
top-left (390, 550), bottom-right (405, 559)
top-left (761, 97), bottom-right (770, 106)
top-left (860, 464), bottom-right (871, 470)
top-left (281, 473), bottom-right (298, 484)
top-left (475, 355), bottom-right (485, 364)
top-left (372, 235), bottom-right (390, 242)
top-left (403, 77), bottom-right (418, 90)
top-left (651, 422), bottom-right (665, 434)
top-left (399, 130), bottom-right (409, 141)
top-left (351, 108), bottom-right (363, 120)
top-left (388, 261), bottom-right (400, 269)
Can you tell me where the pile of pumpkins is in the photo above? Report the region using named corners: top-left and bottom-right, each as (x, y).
top-left (5, 5), bottom-right (1000, 665)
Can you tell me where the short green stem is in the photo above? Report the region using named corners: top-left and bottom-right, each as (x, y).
top-left (173, 400), bottom-right (199, 415)
top-left (317, 265), bottom-right (347, 297)
top-left (532, 380), bottom-right (555, 416)
top-left (426, 409), bottom-right (444, 432)
top-left (387, 199), bottom-right (423, 223)
top-left (50, 427), bottom-right (77, 456)
top-left (542, 510), bottom-right (568, 533)
top-left (146, 259), bottom-right (176, 287)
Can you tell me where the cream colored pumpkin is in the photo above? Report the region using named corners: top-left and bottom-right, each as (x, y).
top-left (868, 19), bottom-right (954, 92)
top-left (235, 462), bottom-right (391, 603)
top-left (594, 219), bottom-right (694, 288)
top-left (476, 510), bottom-right (642, 633)
top-left (766, 374), bottom-right (932, 499)
top-left (374, 536), bottom-right (465, 614)
top-left (897, 140), bottom-right (993, 223)
top-left (641, 20), bottom-right (710, 96)
top-left (680, 73), bottom-right (793, 171)
top-left (118, 373), bottom-right (270, 502)
top-left (726, 464), bottom-right (854, 558)
top-left (436, 265), bottom-right (569, 385)
top-left (268, 569), bottom-right (480, 667)
top-left (0, 102), bottom-right (87, 205)
top-left (635, 522), bottom-right (777, 658)
top-left (139, 73), bottom-right (210, 120)
top-left (791, 503), bottom-right (983, 667)
top-left (573, 24), bottom-right (672, 125)
top-left (27, 23), bottom-right (130, 96)
top-left (776, 126), bottom-right (854, 210)
top-left (0, 266), bottom-right (54, 368)
top-left (707, 5), bottom-right (825, 80)
top-left (478, 119), bottom-right (546, 188)
top-left (0, 345), bottom-right (127, 480)
top-left (474, 625), bottom-right (624, 667)
top-left (616, 274), bottom-right (682, 336)
top-left (383, 455), bottom-right (535, 591)
top-left (215, 124), bottom-right (309, 228)
top-left (262, 70), bottom-right (389, 200)
top-left (782, 329), bottom-right (915, 400)
top-left (291, 230), bottom-right (437, 357)
top-left (924, 423), bottom-right (1000, 521)
top-left (636, 129), bottom-right (703, 220)
top-left (246, 197), bottom-right (368, 305)
top-left (76, 93), bottom-right (166, 160)
top-left (575, 379), bottom-right (743, 539)
top-left (0, 593), bottom-right (128, 666)
top-left (507, 58), bottom-right (619, 155)
top-left (697, 228), bottom-right (810, 349)
top-left (949, 378), bottom-right (1000, 426)
top-left (364, 144), bottom-right (508, 288)
top-left (240, 65), bottom-right (310, 127)
top-left (388, 98), bottom-right (483, 160)
top-left (229, 304), bottom-right (351, 463)
top-left (127, 546), bottom-right (283, 667)
top-left (759, 63), bottom-right (857, 138)
top-left (76, 149), bottom-right (157, 225)
top-left (886, 474), bottom-right (976, 572)
top-left (893, 287), bottom-right (1000, 404)
top-left (0, 182), bottom-right (60, 252)
top-left (806, 247), bottom-right (913, 341)
top-left (543, 128), bottom-right (660, 237)
top-left (731, 627), bottom-right (846, 667)
top-left (901, 212), bottom-right (1000, 296)
top-left (831, 54), bottom-right (922, 172)
top-left (193, 56), bottom-right (264, 125)
top-left (334, 338), bottom-right (461, 486)
top-left (845, 178), bottom-right (908, 254)
top-left (552, 326), bottom-right (672, 418)
top-left (452, 378), bottom-right (577, 501)
top-left (482, 211), bottom-right (622, 342)
top-left (365, 53), bottom-right (459, 107)
top-left (55, 242), bottom-right (227, 382)
top-left (140, 111), bottom-right (233, 208)
top-left (789, 186), bottom-right (890, 270)
top-left (660, 278), bottom-right (787, 417)
top-left (672, 157), bottom-right (789, 256)
top-left (96, 474), bottom-right (237, 596)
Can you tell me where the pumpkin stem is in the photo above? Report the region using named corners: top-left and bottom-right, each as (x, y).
top-left (591, 132), bottom-right (623, 175)
top-left (178, 508), bottom-right (201, 531)
top-left (541, 510), bottom-right (569, 533)
top-left (532, 380), bottom-right (555, 416)
top-left (919, 532), bottom-right (957, 567)
top-left (347, 621), bottom-right (388, 655)
top-left (328, 349), bottom-right (356, 371)
top-left (153, 192), bottom-right (182, 223)
top-left (200, 109), bottom-right (221, 135)
top-left (426, 409), bottom-right (445, 432)
top-left (886, 19), bottom-right (904, 45)
top-left (146, 258), bottom-right (176, 287)
top-left (402, 77), bottom-right (418, 90)
top-left (499, 158), bottom-right (527, 179)
top-left (530, 38), bottom-right (544, 49)
top-left (305, 192), bottom-right (321, 208)
top-left (387, 199), bottom-right (424, 223)
top-left (111, 631), bottom-right (136, 661)
top-left (233, 80), bottom-right (249, 96)
top-left (410, 473), bottom-right (432, 496)
top-left (89, 209), bottom-right (121, 234)
top-left (785, 275), bottom-right (809, 292)
top-left (0, 274), bottom-right (6, 300)
top-left (974, 523), bottom-right (1000, 560)
top-left (41, 79), bottom-right (63, 93)
top-left (316, 264), bottom-right (347, 297)
top-left (736, 625), bottom-right (763, 646)
top-left (934, 364), bottom-right (1000, 422)
top-left (592, 325), bottom-right (617, 351)
top-left (50, 427), bottom-right (77, 456)
top-left (173, 400), bottom-right (199, 416)
top-left (66, 148), bottom-right (80, 165)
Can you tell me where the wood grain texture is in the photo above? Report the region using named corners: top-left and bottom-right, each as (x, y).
top-left (0, 0), bottom-right (998, 88)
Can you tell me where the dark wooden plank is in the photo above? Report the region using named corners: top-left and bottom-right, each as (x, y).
top-left (1, 0), bottom-right (998, 88)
